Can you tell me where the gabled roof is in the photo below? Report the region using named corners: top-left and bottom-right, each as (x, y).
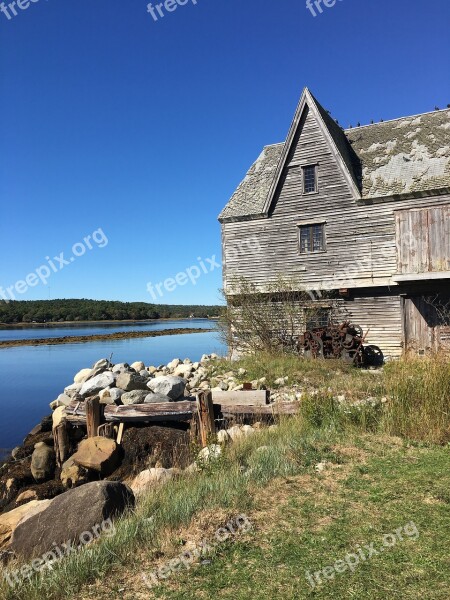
top-left (219, 89), bottom-right (450, 223)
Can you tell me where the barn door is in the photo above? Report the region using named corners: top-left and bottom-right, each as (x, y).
top-left (404, 295), bottom-right (450, 353)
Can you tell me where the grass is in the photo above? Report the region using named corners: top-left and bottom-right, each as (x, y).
top-left (0, 354), bottom-right (448, 600)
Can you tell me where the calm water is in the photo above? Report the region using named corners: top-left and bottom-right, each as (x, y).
top-left (0, 318), bottom-right (214, 341)
top-left (0, 320), bottom-right (226, 456)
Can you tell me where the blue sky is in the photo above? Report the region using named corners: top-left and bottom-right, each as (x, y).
top-left (0, 0), bottom-right (449, 306)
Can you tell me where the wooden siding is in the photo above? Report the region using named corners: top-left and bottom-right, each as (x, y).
top-left (395, 206), bottom-right (450, 274)
top-left (222, 107), bottom-right (450, 293)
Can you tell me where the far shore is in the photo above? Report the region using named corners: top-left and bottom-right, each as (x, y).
top-left (0, 327), bottom-right (214, 349)
top-left (0, 317), bottom-right (219, 328)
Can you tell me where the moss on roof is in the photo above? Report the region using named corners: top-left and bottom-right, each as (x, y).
top-left (219, 104), bottom-right (450, 222)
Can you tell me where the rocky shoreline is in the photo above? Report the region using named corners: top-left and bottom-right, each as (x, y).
top-left (0, 353), bottom-right (275, 567)
top-left (0, 327), bottom-right (212, 349)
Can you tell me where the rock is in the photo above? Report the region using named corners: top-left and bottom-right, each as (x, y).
top-left (115, 372), bottom-right (149, 392)
top-left (74, 368), bottom-right (92, 384)
top-left (237, 368), bottom-right (247, 376)
top-left (227, 425), bottom-right (245, 442)
top-left (183, 358), bottom-right (192, 364)
top-left (174, 364), bottom-right (194, 378)
top-left (92, 358), bottom-right (111, 370)
top-left (64, 383), bottom-right (82, 398)
top-left (185, 462), bottom-right (200, 474)
top-left (50, 393), bottom-right (72, 411)
top-left (144, 393), bottom-right (172, 404)
top-left (80, 372), bottom-right (115, 397)
top-left (139, 370), bottom-right (151, 379)
top-left (10, 481), bottom-right (134, 560)
top-left (31, 443), bottom-right (55, 483)
top-left (0, 500), bottom-right (52, 550)
top-left (147, 376), bottom-right (186, 400)
top-left (147, 366), bottom-right (157, 375)
top-left (130, 361), bottom-right (145, 373)
top-left (60, 457), bottom-right (91, 489)
top-left (121, 390), bottom-right (149, 405)
top-left (219, 381), bottom-right (229, 391)
top-left (198, 444), bottom-right (221, 463)
top-left (210, 353), bottom-right (219, 359)
top-left (240, 425), bottom-right (255, 437)
top-left (15, 490), bottom-right (38, 504)
top-left (112, 363), bottom-right (130, 374)
top-left (72, 437), bottom-right (120, 476)
top-left (129, 468), bottom-right (173, 495)
top-left (99, 387), bottom-right (124, 405)
top-left (201, 354), bottom-right (211, 362)
top-left (167, 358), bottom-right (181, 370)
top-left (52, 406), bottom-right (66, 428)
top-left (217, 430), bottom-right (231, 444)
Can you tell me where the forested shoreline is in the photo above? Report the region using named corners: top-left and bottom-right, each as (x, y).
top-left (0, 299), bottom-right (222, 324)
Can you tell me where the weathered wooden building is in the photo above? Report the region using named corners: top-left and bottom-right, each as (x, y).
top-left (219, 89), bottom-right (450, 357)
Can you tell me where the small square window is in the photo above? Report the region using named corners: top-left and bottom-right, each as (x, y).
top-left (305, 308), bottom-right (330, 330)
top-left (303, 165), bottom-right (317, 194)
top-left (299, 223), bottom-right (325, 253)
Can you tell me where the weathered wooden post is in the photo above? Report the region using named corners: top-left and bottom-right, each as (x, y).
top-left (86, 397), bottom-right (102, 438)
top-left (196, 390), bottom-right (215, 448)
top-left (53, 420), bottom-right (70, 467)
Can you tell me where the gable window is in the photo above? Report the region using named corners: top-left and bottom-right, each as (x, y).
top-left (299, 223), bottom-right (325, 253)
top-left (303, 165), bottom-right (317, 194)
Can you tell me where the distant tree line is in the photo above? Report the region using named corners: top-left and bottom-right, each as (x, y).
top-left (0, 299), bottom-right (222, 324)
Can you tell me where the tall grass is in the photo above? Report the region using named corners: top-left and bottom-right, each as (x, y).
top-left (381, 356), bottom-right (450, 443)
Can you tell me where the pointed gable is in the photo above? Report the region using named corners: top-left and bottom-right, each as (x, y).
top-left (219, 88), bottom-right (361, 223)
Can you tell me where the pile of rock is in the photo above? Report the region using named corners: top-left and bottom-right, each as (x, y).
top-left (0, 353), bottom-right (284, 563)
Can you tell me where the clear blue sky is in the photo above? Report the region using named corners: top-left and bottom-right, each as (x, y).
top-left (1, 0), bottom-right (449, 306)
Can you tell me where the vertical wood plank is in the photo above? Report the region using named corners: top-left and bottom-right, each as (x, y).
top-left (86, 397), bottom-right (102, 438)
top-left (53, 420), bottom-right (70, 467)
top-left (196, 391), bottom-right (216, 448)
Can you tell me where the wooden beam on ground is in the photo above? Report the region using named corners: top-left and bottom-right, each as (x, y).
top-left (65, 400), bottom-right (197, 424)
top-left (211, 390), bottom-right (270, 406)
top-left (196, 391), bottom-right (215, 447)
top-left (218, 401), bottom-right (299, 417)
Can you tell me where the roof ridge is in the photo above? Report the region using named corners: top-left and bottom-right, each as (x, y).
top-left (345, 107), bottom-right (450, 132)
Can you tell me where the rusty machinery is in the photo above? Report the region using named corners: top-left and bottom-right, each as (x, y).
top-left (298, 321), bottom-right (384, 367)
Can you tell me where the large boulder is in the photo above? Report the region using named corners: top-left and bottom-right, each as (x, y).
top-left (71, 437), bottom-right (120, 476)
top-left (92, 358), bottom-right (111, 370)
top-left (115, 372), bottom-right (149, 392)
top-left (112, 363), bottom-right (130, 374)
top-left (130, 361), bottom-right (145, 372)
top-left (121, 390), bottom-right (149, 405)
top-left (74, 368), bottom-right (92, 384)
top-left (144, 392), bottom-right (172, 404)
top-left (147, 376), bottom-right (186, 400)
top-left (64, 383), bottom-right (82, 398)
top-left (10, 481), bottom-right (135, 560)
top-left (31, 443), bottom-right (55, 483)
top-left (80, 372), bottom-right (115, 397)
top-left (0, 500), bottom-right (52, 550)
top-left (174, 364), bottom-right (194, 378)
